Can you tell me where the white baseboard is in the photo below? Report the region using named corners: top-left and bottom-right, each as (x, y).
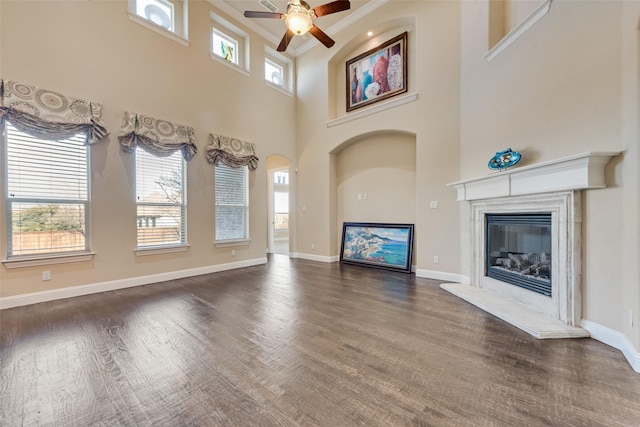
top-left (415, 269), bottom-right (467, 283)
top-left (0, 257), bottom-right (268, 310)
top-left (291, 252), bottom-right (338, 263)
top-left (581, 319), bottom-right (640, 373)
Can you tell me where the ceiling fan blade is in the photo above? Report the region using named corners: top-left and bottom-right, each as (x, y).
top-left (243, 11), bottom-right (283, 19)
top-left (277, 29), bottom-right (295, 52)
top-left (309, 25), bottom-right (335, 48)
top-left (312, 0), bottom-right (350, 17)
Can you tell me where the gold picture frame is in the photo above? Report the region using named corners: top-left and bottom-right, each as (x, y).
top-left (346, 32), bottom-right (408, 112)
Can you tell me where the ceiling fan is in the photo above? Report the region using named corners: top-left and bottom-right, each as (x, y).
top-left (244, 0), bottom-right (351, 52)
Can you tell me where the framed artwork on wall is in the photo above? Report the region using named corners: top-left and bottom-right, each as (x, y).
top-left (340, 222), bottom-right (414, 273)
top-left (346, 32), bottom-right (408, 112)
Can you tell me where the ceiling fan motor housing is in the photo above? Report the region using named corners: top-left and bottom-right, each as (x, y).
top-left (287, 1), bottom-right (312, 14)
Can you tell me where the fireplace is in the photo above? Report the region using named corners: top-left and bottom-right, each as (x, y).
top-left (441, 151), bottom-right (619, 338)
top-left (440, 190), bottom-right (587, 338)
top-left (486, 213), bottom-right (552, 296)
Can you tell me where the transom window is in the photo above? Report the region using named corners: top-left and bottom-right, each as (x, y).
top-left (127, 0), bottom-right (188, 44)
top-left (212, 29), bottom-right (239, 64)
top-left (4, 123), bottom-right (90, 257)
top-left (210, 12), bottom-right (249, 73)
top-left (265, 58), bottom-right (284, 87)
top-left (135, 147), bottom-right (186, 248)
top-left (135, 0), bottom-right (174, 31)
top-left (264, 46), bottom-right (293, 93)
top-left (215, 164), bottom-right (249, 242)
top-left (273, 170), bottom-right (289, 184)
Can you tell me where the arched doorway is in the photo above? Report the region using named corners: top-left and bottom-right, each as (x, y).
top-left (266, 155), bottom-right (293, 256)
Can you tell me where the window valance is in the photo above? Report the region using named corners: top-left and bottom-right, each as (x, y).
top-left (206, 133), bottom-right (259, 171)
top-left (0, 79), bottom-right (108, 144)
top-left (118, 111), bottom-right (197, 161)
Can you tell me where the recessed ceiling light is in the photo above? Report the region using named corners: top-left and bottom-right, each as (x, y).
top-left (367, 31), bottom-right (373, 37)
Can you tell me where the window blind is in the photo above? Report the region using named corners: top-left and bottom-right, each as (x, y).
top-left (215, 164), bottom-right (248, 241)
top-left (135, 147), bottom-right (186, 247)
top-left (5, 123), bottom-right (89, 256)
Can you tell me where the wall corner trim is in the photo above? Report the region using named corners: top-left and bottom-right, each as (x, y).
top-left (0, 257), bottom-right (268, 310)
top-left (415, 269), bottom-right (466, 283)
top-left (581, 319), bottom-right (640, 374)
top-left (291, 253), bottom-right (339, 263)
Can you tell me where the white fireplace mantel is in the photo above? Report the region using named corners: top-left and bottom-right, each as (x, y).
top-left (441, 151), bottom-right (621, 340)
top-left (447, 151), bottom-right (621, 201)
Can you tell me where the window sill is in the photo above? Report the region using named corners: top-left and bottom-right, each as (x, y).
top-left (127, 12), bottom-right (190, 47)
top-left (265, 81), bottom-right (294, 97)
top-left (214, 239), bottom-right (250, 248)
top-left (210, 54), bottom-right (250, 77)
top-left (135, 244), bottom-right (190, 256)
top-left (2, 252), bottom-right (95, 269)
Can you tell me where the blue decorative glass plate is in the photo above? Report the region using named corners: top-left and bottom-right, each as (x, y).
top-left (488, 148), bottom-right (521, 170)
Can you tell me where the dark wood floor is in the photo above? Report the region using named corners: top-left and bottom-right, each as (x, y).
top-left (2, 256), bottom-right (640, 426)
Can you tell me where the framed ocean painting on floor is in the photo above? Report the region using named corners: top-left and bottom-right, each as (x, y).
top-left (340, 222), bottom-right (414, 273)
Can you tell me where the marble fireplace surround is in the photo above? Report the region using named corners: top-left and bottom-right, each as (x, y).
top-left (443, 152), bottom-right (620, 339)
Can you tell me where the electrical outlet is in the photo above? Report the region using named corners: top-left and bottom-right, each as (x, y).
top-left (433, 256), bottom-right (439, 264)
top-left (430, 201), bottom-right (439, 209)
top-left (363, 193), bottom-right (368, 200)
top-left (42, 271), bottom-right (51, 281)
top-left (311, 243), bottom-right (315, 250)
top-left (231, 249), bottom-right (236, 257)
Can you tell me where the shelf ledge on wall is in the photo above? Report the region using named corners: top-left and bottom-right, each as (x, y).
top-left (326, 92), bottom-right (418, 128)
top-left (485, 0), bottom-right (551, 62)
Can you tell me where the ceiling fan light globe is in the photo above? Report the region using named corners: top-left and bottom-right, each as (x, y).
top-left (285, 11), bottom-right (312, 35)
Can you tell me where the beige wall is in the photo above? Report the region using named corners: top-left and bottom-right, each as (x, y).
top-left (0, 1), bottom-right (297, 297)
top-left (460, 0), bottom-right (639, 348)
top-left (296, 1), bottom-right (461, 272)
top-left (335, 132), bottom-right (417, 259)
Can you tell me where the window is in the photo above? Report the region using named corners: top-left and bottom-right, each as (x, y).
top-left (128, 0), bottom-right (189, 44)
top-left (265, 46), bottom-right (294, 93)
top-left (135, 0), bottom-right (174, 31)
top-left (265, 58), bottom-right (284, 86)
top-left (4, 123), bottom-right (90, 257)
top-left (274, 170), bottom-right (289, 185)
top-left (210, 12), bottom-right (250, 74)
top-left (215, 164), bottom-right (249, 242)
top-left (212, 29), bottom-right (239, 64)
top-left (135, 147), bottom-right (186, 248)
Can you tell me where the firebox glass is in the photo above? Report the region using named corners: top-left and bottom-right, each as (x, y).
top-left (486, 214), bottom-right (552, 296)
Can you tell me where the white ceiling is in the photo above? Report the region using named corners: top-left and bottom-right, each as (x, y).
top-left (214, 0), bottom-right (380, 55)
